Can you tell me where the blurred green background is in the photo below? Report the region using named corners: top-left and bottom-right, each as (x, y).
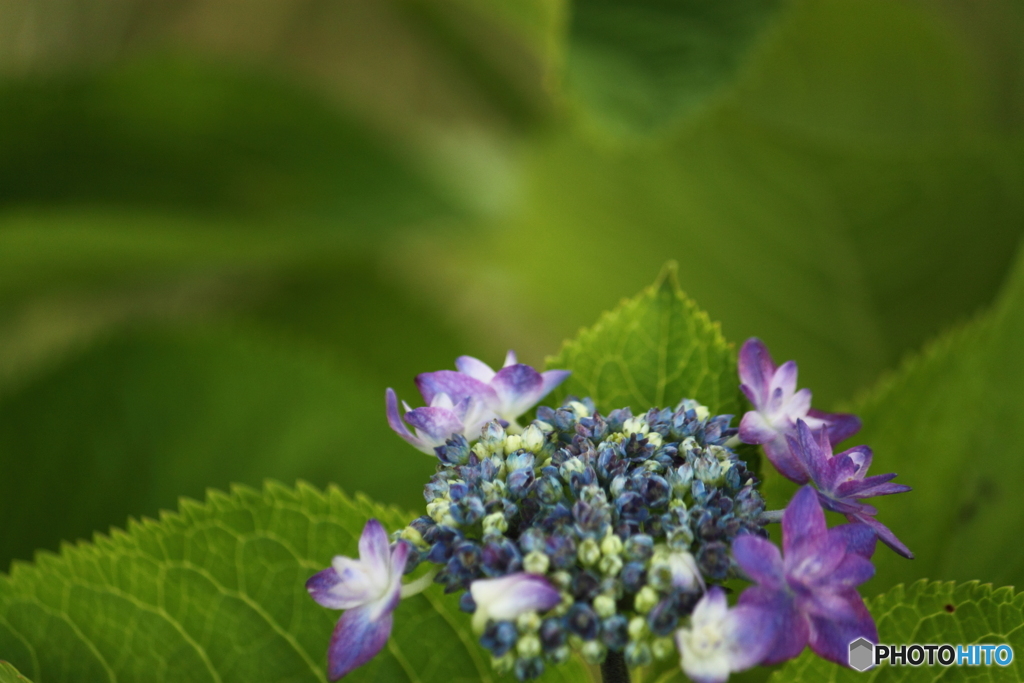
top-left (0, 0), bottom-right (1022, 574)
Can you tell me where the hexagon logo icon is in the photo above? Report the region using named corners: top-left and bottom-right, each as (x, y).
top-left (849, 637), bottom-right (874, 672)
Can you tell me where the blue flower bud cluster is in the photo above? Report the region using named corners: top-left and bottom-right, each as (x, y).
top-left (398, 397), bottom-right (767, 680)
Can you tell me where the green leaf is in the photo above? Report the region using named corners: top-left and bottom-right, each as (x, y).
top-left (0, 662), bottom-right (32, 683)
top-left (0, 57), bottom-right (456, 223)
top-left (564, 0), bottom-right (783, 137)
top-left (842, 244), bottom-right (1024, 594)
top-left (0, 483), bottom-right (592, 683)
top-left (545, 263), bottom-right (739, 415)
top-left (770, 580), bottom-right (1024, 682)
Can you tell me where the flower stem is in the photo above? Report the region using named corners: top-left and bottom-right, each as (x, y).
top-left (601, 652), bottom-right (630, 683)
top-left (759, 509), bottom-right (784, 524)
top-left (399, 568), bottom-right (439, 598)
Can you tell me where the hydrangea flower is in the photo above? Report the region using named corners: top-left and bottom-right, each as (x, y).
top-left (737, 338), bottom-right (861, 483)
top-left (788, 419), bottom-right (913, 558)
top-left (675, 587), bottom-right (773, 683)
top-left (469, 573), bottom-right (562, 633)
top-left (418, 351), bottom-right (570, 429)
top-left (306, 519), bottom-right (410, 680)
top-left (732, 486), bottom-right (878, 666)
top-left (386, 388), bottom-right (497, 455)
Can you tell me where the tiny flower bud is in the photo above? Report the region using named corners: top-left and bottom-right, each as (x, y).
top-left (516, 611), bottom-right (541, 634)
top-left (426, 499), bottom-right (450, 524)
top-left (523, 551), bottom-right (550, 575)
top-left (651, 636), bottom-right (675, 661)
top-left (549, 645), bottom-right (571, 664)
top-left (623, 416), bottom-right (649, 436)
top-left (593, 595), bottom-right (616, 618)
top-left (517, 634), bottom-right (541, 658)
top-left (551, 571), bottom-right (572, 590)
top-left (600, 532), bottom-right (623, 557)
top-left (577, 538), bottom-right (601, 566)
top-left (625, 641), bottom-right (653, 668)
top-left (503, 435), bottom-right (523, 455)
top-left (598, 554), bottom-right (623, 577)
top-left (581, 640), bottom-right (607, 665)
top-left (567, 401), bottom-right (591, 418)
top-left (521, 424), bottom-right (545, 452)
top-left (491, 653), bottom-right (514, 675)
top-left (646, 432), bottom-right (663, 447)
top-left (627, 616), bottom-right (648, 641)
top-left (399, 526), bottom-right (425, 547)
top-left (635, 586), bottom-right (659, 614)
top-left (482, 512), bottom-right (509, 535)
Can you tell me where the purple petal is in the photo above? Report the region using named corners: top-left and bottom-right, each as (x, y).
top-left (403, 406), bottom-right (464, 444)
top-left (805, 592), bottom-right (877, 666)
top-left (850, 513), bottom-right (914, 559)
top-left (385, 389), bottom-right (423, 450)
top-left (808, 408), bottom-right (861, 444)
top-left (782, 486), bottom-right (828, 564)
top-left (503, 350), bottom-right (518, 367)
top-left (470, 573), bottom-right (561, 630)
top-left (763, 437), bottom-right (810, 485)
top-left (327, 605), bottom-right (393, 680)
top-left (732, 535), bottom-right (785, 589)
top-left (722, 603), bottom-right (776, 670)
top-left (491, 364), bottom-right (545, 418)
top-left (455, 355), bottom-right (496, 383)
top-left (769, 361), bottom-right (799, 405)
top-left (738, 338), bottom-right (776, 407)
top-left (829, 523), bottom-right (877, 559)
top-left (416, 370), bottom-right (497, 407)
top-left (738, 411), bottom-right (776, 445)
top-left (791, 422), bottom-right (831, 489)
top-left (359, 520), bottom-right (391, 577)
top-left (307, 566), bottom-right (348, 609)
top-left (540, 369), bottom-right (571, 397)
top-left (738, 585), bottom-right (808, 665)
top-left (828, 552), bottom-right (875, 589)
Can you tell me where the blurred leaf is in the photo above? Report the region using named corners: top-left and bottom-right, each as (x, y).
top-left (0, 663), bottom-right (31, 683)
top-left (848, 243), bottom-right (1024, 594)
top-left (0, 482), bottom-right (593, 683)
top-left (400, 0), bottom-right (1024, 406)
top-left (771, 580), bottom-right (1024, 682)
top-left (0, 323), bottom-right (442, 568)
top-left (0, 56), bottom-right (457, 222)
top-left (564, 0), bottom-right (782, 136)
top-left (546, 263), bottom-right (739, 415)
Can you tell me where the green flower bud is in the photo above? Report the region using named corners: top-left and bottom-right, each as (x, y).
top-left (482, 512), bottom-right (509, 535)
top-left (600, 531), bottom-right (623, 557)
top-left (426, 499), bottom-right (450, 524)
top-left (646, 432), bottom-right (663, 448)
top-left (551, 571), bottom-right (572, 590)
top-left (567, 401), bottom-right (592, 418)
top-left (521, 425), bottom-right (545, 452)
top-left (651, 637), bottom-right (675, 661)
top-left (627, 616), bottom-right (648, 641)
top-left (625, 642), bottom-right (652, 668)
top-left (523, 550), bottom-right (550, 575)
top-left (622, 416), bottom-right (649, 437)
top-left (516, 611), bottom-right (542, 634)
top-left (578, 538), bottom-right (601, 566)
top-left (598, 554), bottom-right (623, 577)
top-left (517, 634), bottom-right (542, 659)
top-left (581, 641), bottom-right (607, 665)
top-left (491, 653), bottom-right (515, 674)
top-left (593, 594), bottom-right (616, 618)
top-left (503, 435), bottom-right (523, 455)
top-left (634, 586), bottom-right (659, 614)
top-left (399, 526), bottom-right (425, 547)
top-left (548, 645), bottom-right (571, 665)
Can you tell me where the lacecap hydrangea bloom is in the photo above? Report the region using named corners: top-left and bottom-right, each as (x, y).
top-left (308, 346), bottom-right (912, 682)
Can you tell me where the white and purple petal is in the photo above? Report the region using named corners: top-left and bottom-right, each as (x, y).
top-left (807, 408), bottom-right (862, 444)
top-left (490, 364), bottom-right (545, 420)
top-left (415, 370), bottom-right (497, 407)
top-left (327, 605), bottom-right (394, 681)
top-left (455, 355), bottom-right (497, 383)
top-left (403, 405), bottom-right (465, 451)
top-left (470, 573), bottom-right (561, 632)
top-left (738, 338), bottom-right (776, 406)
top-left (386, 388), bottom-right (424, 451)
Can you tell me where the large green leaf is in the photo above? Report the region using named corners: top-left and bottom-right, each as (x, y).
top-left (564, 0), bottom-right (783, 136)
top-left (843, 243), bottom-right (1024, 594)
top-left (400, 0), bottom-right (1024, 407)
top-left (0, 662), bottom-right (31, 683)
top-left (0, 482), bottom-right (592, 683)
top-left (545, 264), bottom-right (739, 415)
top-left (771, 580), bottom-right (1024, 682)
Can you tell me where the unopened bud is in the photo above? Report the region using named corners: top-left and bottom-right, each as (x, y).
top-left (523, 551), bottom-right (550, 575)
